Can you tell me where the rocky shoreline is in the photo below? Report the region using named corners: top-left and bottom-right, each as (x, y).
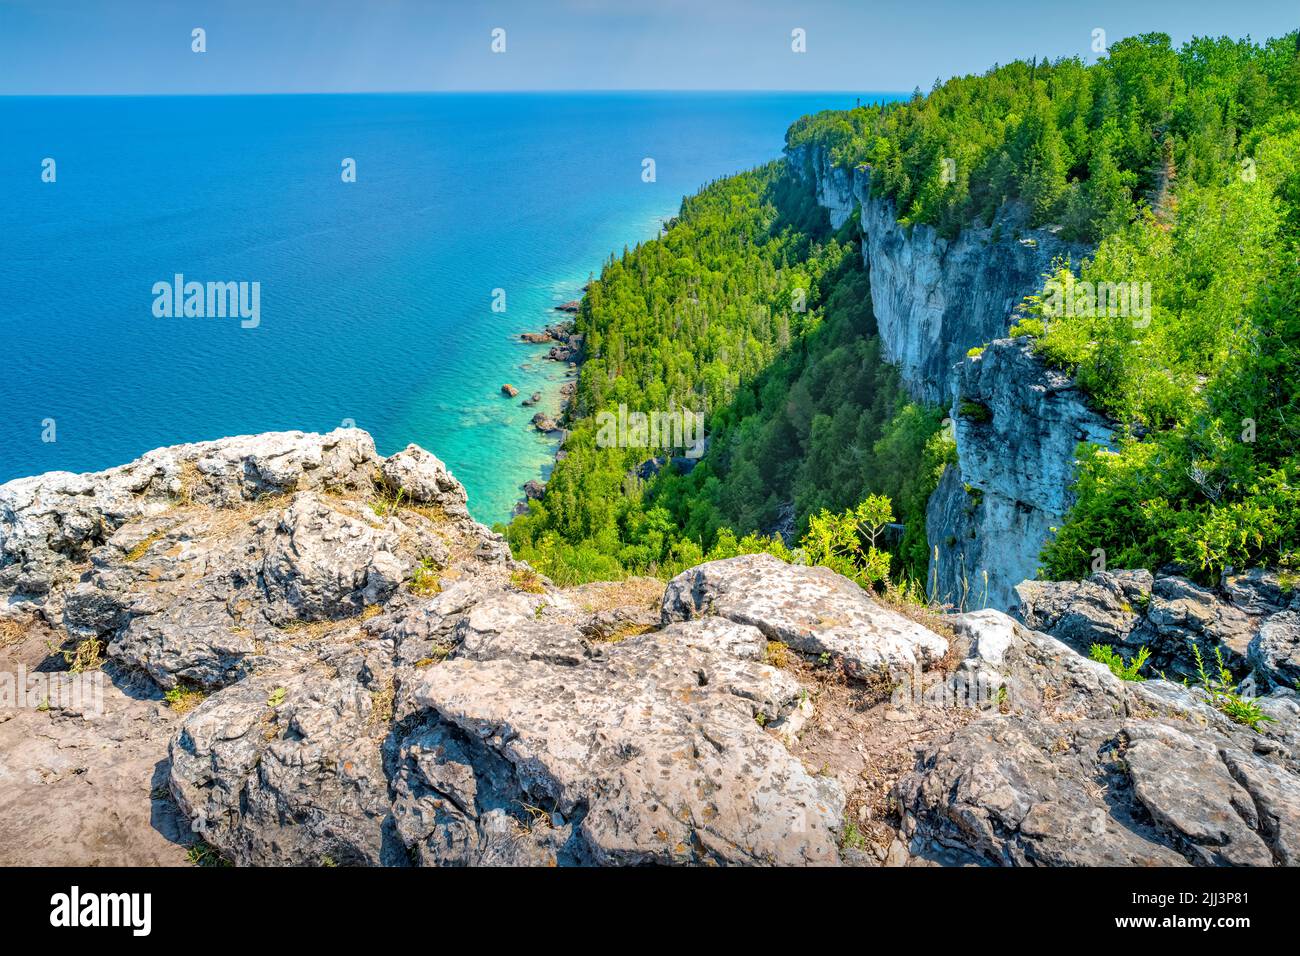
top-left (509, 309), bottom-right (585, 516)
top-left (1, 428), bottom-right (1297, 867)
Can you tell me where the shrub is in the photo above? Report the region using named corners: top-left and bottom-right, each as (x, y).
top-left (800, 495), bottom-right (894, 591)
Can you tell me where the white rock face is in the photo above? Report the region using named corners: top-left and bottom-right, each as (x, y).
top-left (790, 145), bottom-right (1085, 406)
top-left (406, 617), bottom-right (845, 866)
top-left (926, 338), bottom-right (1114, 610)
top-left (0, 428), bottom-right (378, 618)
top-left (790, 146), bottom-right (1109, 610)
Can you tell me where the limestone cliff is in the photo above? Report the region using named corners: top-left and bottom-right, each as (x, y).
top-left (789, 145), bottom-right (1108, 609)
top-left (926, 338), bottom-right (1114, 609)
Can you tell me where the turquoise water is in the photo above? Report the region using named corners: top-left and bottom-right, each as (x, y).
top-left (0, 92), bottom-right (878, 522)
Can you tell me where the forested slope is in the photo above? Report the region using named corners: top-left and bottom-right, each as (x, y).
top-left (512, 30), bottom-right (1300, 594)
top-left (505, 163), bottom-right (947, 584)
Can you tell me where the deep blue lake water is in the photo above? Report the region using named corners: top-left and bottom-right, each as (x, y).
top-left (0, 92), bottom-right (890, 522)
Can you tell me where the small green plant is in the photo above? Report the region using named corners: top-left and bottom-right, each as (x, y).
top-left (58, 637), bottom-right (105, 673)
top-left (186, 840), bottom-right (230, 867)
top-left (841, 822), bottom-right (867, 851)
top-left (1190, 643), bottom-right (1275, 731)
top-left (966, 346), bottom-right (985, 358)
top-left (409, 557), bottom-right (441, 596)
top-left (1089, 644), bottom-right (1151, 682)
top-left (510, 567), bottom-right (546, 594)
top-left (801, 495), bottom-right (894, 592)
top-left (957, 399), bottom-right (992, 423)
top-left (267, 686), bottom-right (287, 707)
top-left (164, 686), bottom-right (207, 715)
top-left (1008, 317), bottom-right (1045, 339)
top-left (764, 641), bottom-right (790, 669)
top-left (754, 711), bottom-right (768, 727)
top-left (371, 486), bottom-right (407, 518)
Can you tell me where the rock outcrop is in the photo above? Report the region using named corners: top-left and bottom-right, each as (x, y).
top-left (4, 431), bottom-right (1297, 868)
top-left (925, 338), bottom-right (1114, 610)
top-left (788, 145), bottom-right (1086, 406)
top-left (662, 553), bottom-right (948, 674)
top-left (893, 610), bottom-right (1300, 867)
top-left (1014, 567), bottom-right (1300, 689)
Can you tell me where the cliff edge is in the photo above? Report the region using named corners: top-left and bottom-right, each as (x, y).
top-left (2, 431), bottom-right (1297, 867)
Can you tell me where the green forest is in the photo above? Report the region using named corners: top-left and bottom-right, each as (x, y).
top-left (505, 163), bottom-right (948, 585)
top-left (509, 31), bottom-right (1300, 594)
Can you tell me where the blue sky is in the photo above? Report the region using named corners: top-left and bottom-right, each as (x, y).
top-left (1, 0), bottom-right (1296, 94)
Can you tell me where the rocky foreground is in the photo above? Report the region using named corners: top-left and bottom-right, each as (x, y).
top-left (1, 430), bottom-right (1298, 866)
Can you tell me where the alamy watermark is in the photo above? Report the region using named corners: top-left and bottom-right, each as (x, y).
top-left (595, 403), bottom-right (705, 458)
top-left (890, 662), bottom-right (1010, 711)
top-left (152, 274), bottom-right (260, 328)
top-left (50, 886), bottom-right (150, 936)
top-left (1041, 277), bottom-right (1152, 328)
top-left (1, 666), bottom-right (104, 717)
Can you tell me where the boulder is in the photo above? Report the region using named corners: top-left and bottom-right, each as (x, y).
top-left (661, 553), bottom-right (948, 674)
top-left (379, 444), bottom-right (470, 517)
top-left (1016, 568), bottom-right (1298, 687)
top-left (0, 429), bottom-right (378, 616)
top-left (893, 608), bottom-right (1300, 867)
top-left (168, 662), bottom-right (399, 867)
top-left (1250, 611), bottom-right (1300, 691)
top-left (399, 617), bottom-right (844, 865)
top-left (501, 384), bottom-right (518, 397)
top-left (258, 492), bottom-right (408, 624)
top-left (530, 413), bottom-right (560, 433)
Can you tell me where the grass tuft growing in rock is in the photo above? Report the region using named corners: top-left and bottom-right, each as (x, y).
top-left (124, 530), bottom-right (165, 562)
top-left (0, 617), bottom-right (24, 651)
top-left (1089, 644), bottom-right (1150, 682)
top-left (1189, 643), bottom-right (1275, 732)
top-left (409, 557), bottom-right (442, 596)
top-left (164, 686), bottom-right (207, 715)
top-left (370, 486), bottom-right (407, 519)
top-left (510, 568), bottom-right (546, 594)
top-left (185, 840), bottom-right (231, 867)
top-left (367, 679), bottom-right (395, 737)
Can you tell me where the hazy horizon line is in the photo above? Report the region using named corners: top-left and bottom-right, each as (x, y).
top-left (0, 88), bottom-right (906, 98)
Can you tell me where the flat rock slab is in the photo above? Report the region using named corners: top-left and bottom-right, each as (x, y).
top-left (0, 675), bottom-right (190, 866)
top-left (405, 618), bottom-right (844, 866)
top-left (661, 553), bottom-right (948, 673)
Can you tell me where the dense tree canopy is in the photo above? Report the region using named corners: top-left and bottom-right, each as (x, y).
top-left (505, 164), bottom-right (945, 584)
